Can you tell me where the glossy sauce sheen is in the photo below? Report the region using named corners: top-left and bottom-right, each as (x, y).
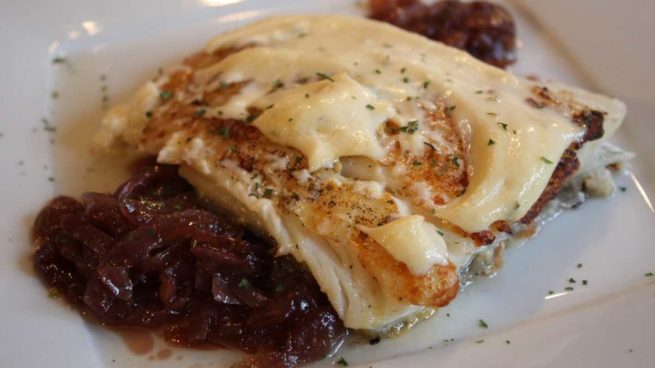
top-left (32, 163), bottom-right (346, 368)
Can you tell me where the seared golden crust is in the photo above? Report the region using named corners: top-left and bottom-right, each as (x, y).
top-left (357, 235), bottom-right (459, 306)
top-left (521, 146), bottom-right (580, 224)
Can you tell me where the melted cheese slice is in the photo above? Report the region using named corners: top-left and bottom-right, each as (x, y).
top-left (361, 215), bottom-right (449, 275)
top-left (253, 72), bottom-right (392, 171)
top-left (202, 15), bottom-right (587, 233)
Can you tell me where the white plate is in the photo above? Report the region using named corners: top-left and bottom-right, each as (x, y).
top-left (1, 1), bottom-right (654, 367)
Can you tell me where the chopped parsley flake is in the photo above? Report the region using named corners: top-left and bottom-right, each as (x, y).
top-left (505, 340), bottom-right (511, 345)
top-left (475, 339), bottom-right (485, 344)
top-left (423, 81), bottom-right (430, 89)
top-left (41, 118), bottom-right (56, 133)
top-left (475, 90), bottom-right (484, 94)
top-left (273, 79), bottom-right (283, 89)
top-left (564, 286), bottom-right (574, 291)
top-left (403, 77), bottom-right (409, 83)
top-left (646, 272), bottom-right (654, 277)
top-left (51, 91), bottom-right (59, 99)
top-left (288, 118), bottom-right (294, 122)
top-left (336, 357), bottom-right (349, 366)
top-left (497, 122), bottom-right (508, 130)
top-left (478, 319), bottom-right (488, 329)
top-left (195, 108), bottom-right (206, 117)
top-left (412, 160), bottom-right (422, 167)
top-left (219, 127), bottom-right (230, 138)
top-left (568, 278), bottom-right (576, 283)
top-left (159, 90), bottom-right (173, 101)
top-left (399, 120), bottom-right (419, 134)
top-left (263, 188), bottom-right (274, 198)
top-left (486, 112), bottom-right (497, 116)
top-left (52, 57), bottom-right (66, 64)
top-left (582, 280), bottom-right (588, 285)
top-left (488, 139), bottom-right (496, 146)
top-left (577, 263), bottom-right (583, 268)
top-left (304, 93), bottom-right (310, 98)
top-left (246, 114), bottom-right (257, 123)
top-left (375, 69), bottom-right (381, 74)
top-left (451, 155), bottom-right (460, 168)
top-left (540, 156), bottom-right (554, 164)
top-left (514, 202), bottom-right (520, 209)
top-left (400, 67), bottom-right (406, 73)
top-left (548, 290), bottom-right (554, 295)
top-left (145, 110), bottom-right (153, 119)
top-left (220, 80), bottom-right (230, 89)
top-left (366, 104), bottom-right (375, 110)
top-left (230, 144), bottom-right (237, 153)
top-left (238, 278), bottom-right (249, 288)
top-left (619, 186), bottom-right (627, 192)
top-left (316, 72), bottom-right (334, 82)
top-left (298, 32), bottom-right (307, 38)
top-left (437, 230), bottom-right (444, 236)
top-left (47, 288), bottom-right (59, 298)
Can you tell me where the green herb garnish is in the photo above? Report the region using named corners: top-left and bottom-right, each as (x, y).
top-left (399, 120), bottom-right (419, 134)
top-left (159, 90), bottom-right (173, 101)
top-left (219, 127), bottom-right (230, 138)
top-left (540, 156), bottom-right (554, 164)
top-left (316, 72), bottom-right (334, 82)
top-left (478, 319), bottom-right (488, 329)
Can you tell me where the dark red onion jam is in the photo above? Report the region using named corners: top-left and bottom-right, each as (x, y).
top-left (32, 162), bottom-right (346, 367)
top-left (368, 0), bottom-right (517, 68)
